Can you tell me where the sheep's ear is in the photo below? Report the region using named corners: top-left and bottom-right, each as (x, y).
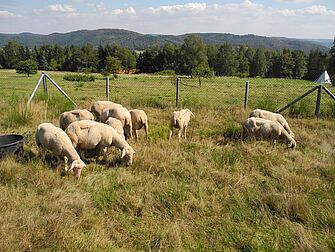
top-left (120, 148), bottom-right (126, 158)
top-left (69, 160), bottom-right (76, 171)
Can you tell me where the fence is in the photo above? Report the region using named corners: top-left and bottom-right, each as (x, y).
top-left (0, 69), bottom-right (335, 118)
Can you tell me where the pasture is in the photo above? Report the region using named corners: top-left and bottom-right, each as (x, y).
top-left (0, 70), bottom-right (334, 251)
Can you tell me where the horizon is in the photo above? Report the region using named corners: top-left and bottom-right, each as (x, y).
top-left (1, 0), bottom-right (334, 39)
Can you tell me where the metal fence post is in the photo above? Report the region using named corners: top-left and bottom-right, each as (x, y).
top-left (315, 84), bottom-right (322, 117)
top-left (106, 76), bottom-right (109, 101)
top-left (244, 81), bottom-right (249, 110)
top-left (176, 77), bottom-right (180, 107)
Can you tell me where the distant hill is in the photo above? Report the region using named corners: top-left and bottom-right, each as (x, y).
top-left (305, 39), bottom-right (333, 48)
top-left (0, 28), bottom-right (330, 53)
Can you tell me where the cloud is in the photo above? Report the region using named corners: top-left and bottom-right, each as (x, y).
top-left (0, 10), bottom-right (15, 18)
top-left (276, 0), bottom-right (315, 3)
top-left (125, 7), bottom-right (136, 14)
top-left (48, 4), bottom-right (76, 13)
top-left (297, 5), bottom-right (335, 15)
top-left (147, 2), bottom-right (207, 14)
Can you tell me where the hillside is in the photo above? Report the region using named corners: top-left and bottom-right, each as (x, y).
top-left (0, 28), bottom-right (329, 53)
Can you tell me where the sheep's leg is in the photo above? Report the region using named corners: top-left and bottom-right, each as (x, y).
top-left (184, 125), bottom-right (188, 140)
top-left (55, 156), bottom-right (62, 174)
top-left (102, 147), bottom-right (108, 163)
top-left (144, 123), bottom-right (149, 140)
top-left (169, 128), bottom-right (173, 141)
top-left (178, 128), bottom-right (183, 142)
top-left (133, 130), bottom-right (138, 141)
top-left (64, 156), bottom-right (69, 172)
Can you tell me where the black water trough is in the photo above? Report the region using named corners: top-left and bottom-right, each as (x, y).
top-left (0, 134), bottom-right (24, 158)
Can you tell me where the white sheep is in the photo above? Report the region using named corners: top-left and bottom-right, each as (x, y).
top-left (35, 123), bottom-right (86, 178)
top-left (100, 106), bottom-right (133, 140)
top-left (65, 120), bottom-right (135, 166)
top-left (129, 109), bottom-right (149, 140)
top-left (90, 100), bottom-right (123, 121)
top-left (59, 109), bottom-right (94, 130)
top-left (169, 108), bottom-right (194, 141)
top-left (242, 117), bottom-right (296, 149)
top-left (105, 117), bottom-right (124, 137)
top-left (249, 109), bottom-right (295, 138)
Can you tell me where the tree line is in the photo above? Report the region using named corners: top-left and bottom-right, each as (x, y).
top-left (0, 34), bottom-right (334, 81)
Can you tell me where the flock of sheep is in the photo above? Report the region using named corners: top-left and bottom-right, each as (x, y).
top-left (35, 99), bottom-right (296, 178)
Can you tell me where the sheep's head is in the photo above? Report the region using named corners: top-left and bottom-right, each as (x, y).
top-left (69, 159), bottom-right (86, 178)
top-left (288, 139), bottom-right (296, 150)
top-left (120, 146), bottom-right (135, 166)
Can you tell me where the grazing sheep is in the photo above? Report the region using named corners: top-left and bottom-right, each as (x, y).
top-left (101, 107), bottom-right (133, 140)
top-left (129, 109), bottom-right (149, 140)
top-left (242, 117), bottom-right (296, 149)
top-left (105, 117), bottom-right (124, 137)
top-left (35, 123), bottom-right (86, 178)
top-left (59, 109), bottom-right (94, 130)
top-left (65, 120), bottom-right (135, 166)
top-left (249, 109), bottom-right (295, 138)
top-left (169, 108), bottom-right (194, 141)
top-left (90, 100), bottom-right (123, 121)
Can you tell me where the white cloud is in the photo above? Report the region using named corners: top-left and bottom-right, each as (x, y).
top-left (48, 4), bottom-right (76, 13)
top-left (86, 3), bottom-right (107, 12)
top-left (147, 2), bottom-right (207, 14)
top-left (125, 7), bottom-right (136, 14)
top-left (297, 5), bottom-right (335, 15)
top-left (0, 10), bottom-right (15, 18)
top-left (276, 0), bottom-right (315, 3)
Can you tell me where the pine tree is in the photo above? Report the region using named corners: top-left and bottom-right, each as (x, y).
top-left (328, 37), bottom-right (335, 83)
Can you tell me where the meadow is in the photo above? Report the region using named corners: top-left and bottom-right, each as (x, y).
top-left (0, 69), bottom-right (334, 251)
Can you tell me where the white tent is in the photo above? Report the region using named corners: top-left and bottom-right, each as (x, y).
top-left (315, 70), bottom-right (331, 84)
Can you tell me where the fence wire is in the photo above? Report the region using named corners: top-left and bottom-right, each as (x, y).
top-left (0, 70), bottom-right (335, 118)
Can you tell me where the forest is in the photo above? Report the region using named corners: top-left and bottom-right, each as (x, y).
top-left (0, 34), bottom-right (334, 81)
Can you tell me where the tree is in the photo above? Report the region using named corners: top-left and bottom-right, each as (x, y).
top-left (136, 47), bottom-right (160, 73)
top-left (192, 64), bottom-right (214, 86)
top-left (328, 37), bottom-right (335, 83)
top-left (177, 34), bottom-right (208, 76)
top-left (292, 50), bottom-right (307, 79)
top-left (216, 44), bottom-right (237, 76)
top-left (250, 48), bottom-right (267, 77)
top-left (104, 56), bottom-right (121, 76)
top-left (306, 48), bottom-right (327, 80)
top-left (237, 45), bottom-right (250, 77)
top-left (16, 59), bottom-right (38, 77)
top-left (2, 40), bottom-right (22, 68)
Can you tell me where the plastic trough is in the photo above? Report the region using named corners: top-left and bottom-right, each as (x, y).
top-left (0, 134), bottom-right (24, 158)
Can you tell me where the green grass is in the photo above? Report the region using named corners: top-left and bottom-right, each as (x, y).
top-left (0, 69), bottom-right (334, 251)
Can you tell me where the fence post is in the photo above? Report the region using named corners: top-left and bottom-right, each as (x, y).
top-left (244, 81), bottom-right (249, 110)
top-left (106, 76), bottom-right (109, 101)
top-left (42, 73), bottom-right (48, 96)
top-left (315, 84), bottom-right (322, 117)
top-left (176, 77), bottom-right (180, 107)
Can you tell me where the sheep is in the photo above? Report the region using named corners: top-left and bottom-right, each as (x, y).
top-left (242, 117), bottom-right (296, 149)
top-left (129, 109), bottom-right (149, 140)
top-left (169, 108), bottom-right (194, 141)
top-left (35, 123), bottom-right (86, 178)
top-left (59, 109), bottom-right (94, 130)
top-left (90, 100), bottom-right (123, 121)
top-left (249, 109), bottom-right (295, 138)
top-left (100, 106), bottom-right (133, 140)
top-left (105, 117), bottom-right (124, 137)
top-left (65, 120), bottom-right (135, 166)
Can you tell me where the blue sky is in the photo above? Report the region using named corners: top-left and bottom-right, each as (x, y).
top-left (0, 0), bottom-right (334, 39)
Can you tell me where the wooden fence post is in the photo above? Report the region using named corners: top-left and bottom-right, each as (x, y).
top-left (176, 77), bottom-right (180, 107)
top-left (244, 81), bottom-right (249, 110)
top-left (315, 84), bottom-right (322, 117)
top-left (42, 73), bottom-right (48, 96)
top-left (106, 76), bottom-right (110, 101)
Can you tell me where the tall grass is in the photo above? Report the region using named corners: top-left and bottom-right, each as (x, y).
top-left (0, 70), bottom-right (334, 251)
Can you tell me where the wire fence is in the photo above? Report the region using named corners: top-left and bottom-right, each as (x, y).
top-left (1, 70), bottom-right (335, 118)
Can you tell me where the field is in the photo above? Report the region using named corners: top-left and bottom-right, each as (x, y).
top-left (0, 70), bottom-right (334, 251)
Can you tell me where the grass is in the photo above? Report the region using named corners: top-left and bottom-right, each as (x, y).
top-left (0, 69), bottom-right (334, 251)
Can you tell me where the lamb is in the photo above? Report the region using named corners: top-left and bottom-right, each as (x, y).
top-left (90, 100), bottom-right (123, 121)
top-left (65, 120), bottom-right (135, 166)
top-left (129, 109), bottom-right (149, 140)
top-left (100, 106), bottom-right (133, 140)
top-left (105, 117), bottom-right (124, 137)
top-left (242, 117), bottom-right (296, 149)
top-left (249, 109), bottom-right (294, 138)
top-left (35, 123), bottom-right (86, 178)
top-left (169, 108), bottom-right (194, 141)
top-left (59, 109), bottom-right (94, 130)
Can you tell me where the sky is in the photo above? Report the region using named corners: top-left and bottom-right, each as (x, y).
top-left (0, 0), bottom-right (334, 39)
